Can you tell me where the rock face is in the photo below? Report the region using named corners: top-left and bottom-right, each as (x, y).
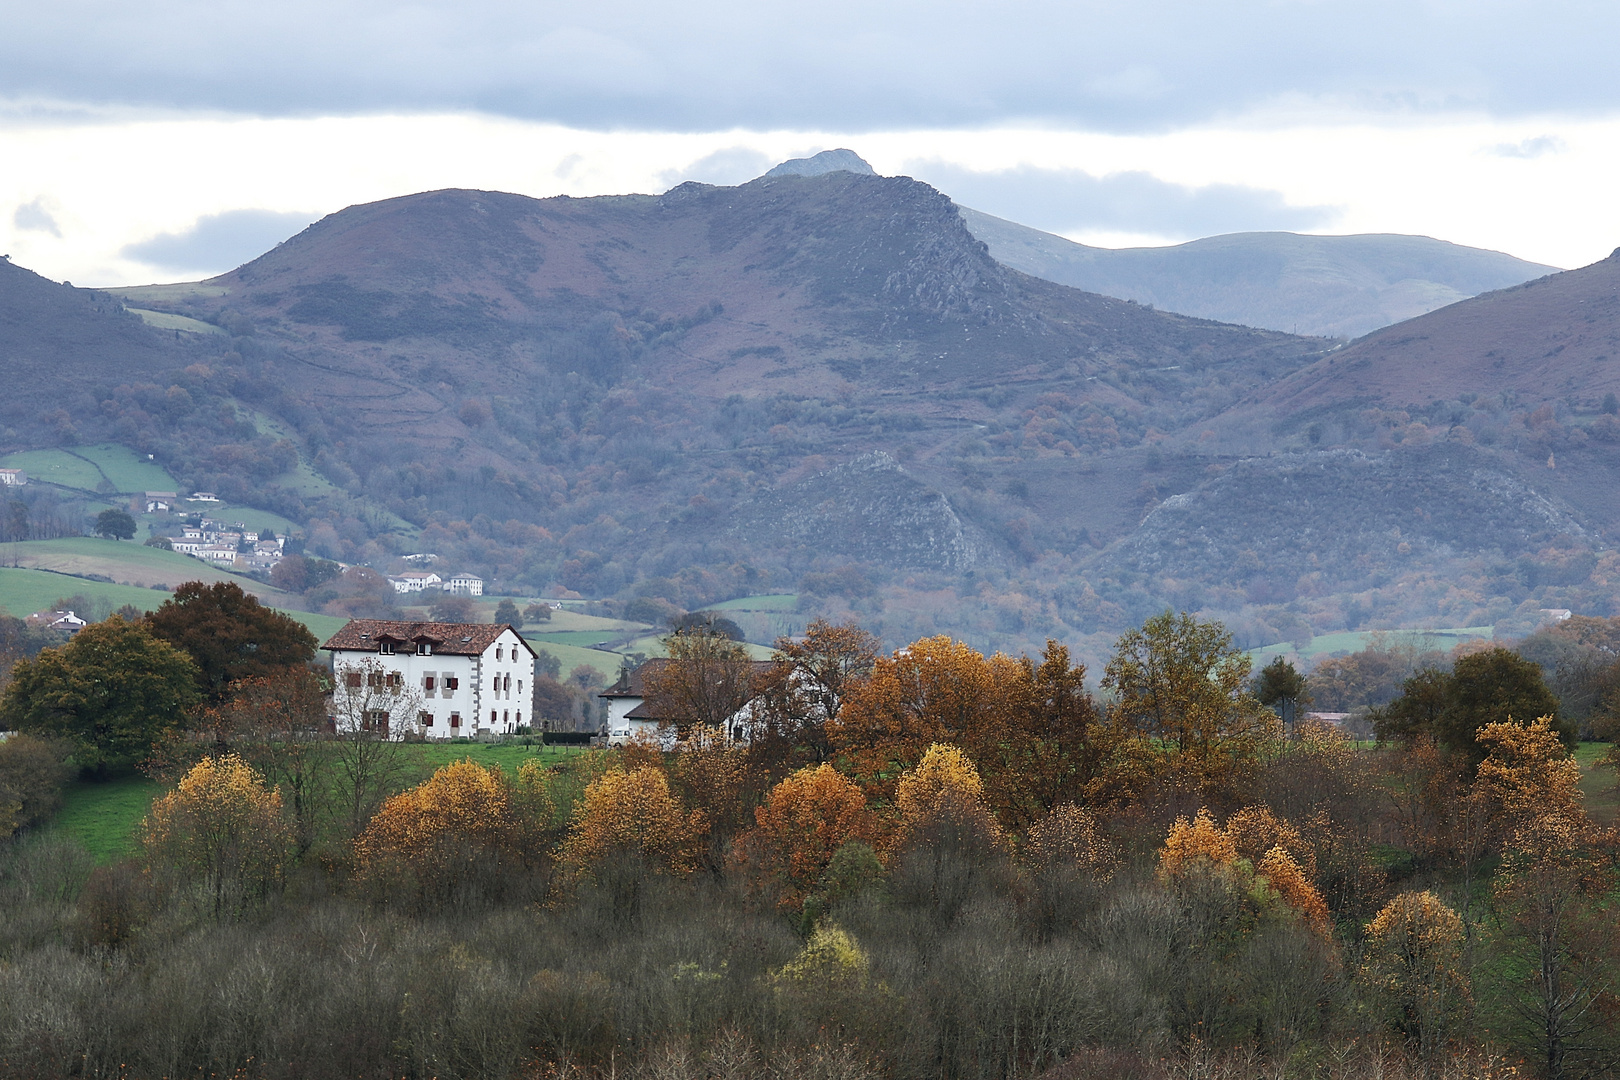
top-left (763, 149), bottom-right (877, 179)
top-left (721, 453), bottom-right (987, 572)
top-left (1096, 445), bottom-right (1594, 599)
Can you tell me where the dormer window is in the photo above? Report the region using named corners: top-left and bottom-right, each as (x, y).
top-left (417, 642), bottom-right (432, 655)
top-left (379, 641), bottom-right (395, 655)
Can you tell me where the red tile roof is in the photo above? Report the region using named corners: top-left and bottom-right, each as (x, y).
top-left (321, 619), bottom-right (535, 658)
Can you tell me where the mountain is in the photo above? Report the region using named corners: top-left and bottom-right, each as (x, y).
top-left (763, 148), bottom-right (876, 179)
top-left (957, 206), bottom-right (1556, 339)
top-left (5, 168), bottom-right (1617, 664)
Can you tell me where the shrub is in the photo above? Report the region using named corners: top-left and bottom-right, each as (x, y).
top-left (0, 734), bottom-right (72, 837)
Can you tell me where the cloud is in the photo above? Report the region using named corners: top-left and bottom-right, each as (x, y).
top-left (13, 198), bottom-right (62, 237)
top-left (1491, 135), bottom-right (1566, 159)
top-left (657, 146), bottom-right (773, 189)
top-left (906, 163), bottom-right (1338, 238)
top-left (122, 209), bottom-right (318, 274)
top-left (2, 2), bottom-right (1619, 132)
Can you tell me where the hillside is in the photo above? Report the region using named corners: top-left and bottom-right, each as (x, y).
top-left (4, 169), bottom-right (1619, 664)
top-left (958, 206), bottom-right (1556, 339)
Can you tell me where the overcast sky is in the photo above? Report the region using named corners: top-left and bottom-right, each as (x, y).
top-left (3, 1), bottom-right (1617, 284)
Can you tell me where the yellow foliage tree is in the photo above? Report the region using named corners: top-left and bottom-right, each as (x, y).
top-left (1362, 891), bottom-right (1471, 1058)
top-left (1158, 807), bottom-right (1237, 876)
top-left (141, 753), bottom-right (291, 917)
top-left (1256, 845), bottom-right (1330, 934)
top-left (732, 763), bottom-right (877, 911)
top-left (561, 766), bottom-right (705, 877)
top-left (1225, 805), bottom-right (1317, 879)
top-left (1474, 715), bottom-right (1583, 830)
top-left (891, 743), bottom-right (1003, 856)
top-left (354, 759), bottom-right (542, 905)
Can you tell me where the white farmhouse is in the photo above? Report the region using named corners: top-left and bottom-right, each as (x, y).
top-left (446, 573), bottom-right (484, 596)
top-left (387, 570), bottom-right (443, 594)
top-left (598, 657), bottom-right (777, 743)
top-left (0, 469), bottom-right (26, 486)
top-left (322, 619), bottom-right (536, 739)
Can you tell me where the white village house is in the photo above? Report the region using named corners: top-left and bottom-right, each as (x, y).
top-left (322, 619), bottom-right (535, 739)
top-left (446, 572), bottom-right (484, 596)
top-left (599, 657), bottom-right (777, 743)
top-left (387, 570), bottom-right (443, 594)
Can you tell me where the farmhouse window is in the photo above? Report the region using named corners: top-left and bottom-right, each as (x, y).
top-left (363, 709), bottom-right (390, 734)
top-left (420, 712), bottom-right (434, 727)
top-left (445, 676), bottom-right (459, 691)
top-left (417, 642), bottom-right (432, 655)
top-left (379, 641), bottom-right (395, 655)
top-left (423, 675), bottom-right (436, 696)
top-left (367, 671), bottom-right (383, 688)
top-left (496, 645), bottom-right (503, 661)
top-left (450, 712), bottom-right (461, 728)
top-left (490, 710), bottom-right (497, 726)
top-left (346, 672), bottom-right (362, 688)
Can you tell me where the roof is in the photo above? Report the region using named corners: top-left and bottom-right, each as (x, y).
top-left (321, 619), bottom-right (536, 658)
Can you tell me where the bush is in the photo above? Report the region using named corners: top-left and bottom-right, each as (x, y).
top-left (0, 734), bottom-right (72, 837)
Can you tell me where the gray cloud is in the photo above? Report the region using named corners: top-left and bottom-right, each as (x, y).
top-left (122, 209), bottom-right (318, 274)
top-left (657, 146), bottom-right (773, 189)
top-left (13, 198), bottom-right (62, 237)
top-left (906, 163), bottom-right (1337, 238)
top-left (2, 2), bottom-right (1618, 132)
top-left (1491, 135), bottom-right (1566, 158)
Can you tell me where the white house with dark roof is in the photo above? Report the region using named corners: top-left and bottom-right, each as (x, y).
top-left (598, 657), bottom-right (778, 743)
top-left (445, 572), bottom-right (484, 596)
top-left (321, 619), bottom-right (536, 739)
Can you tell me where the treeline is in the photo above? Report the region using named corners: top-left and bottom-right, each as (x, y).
top-left (1, 611), bottom-right (1617, 1078)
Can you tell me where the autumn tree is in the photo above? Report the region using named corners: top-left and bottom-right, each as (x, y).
top-left (141, 753), bottom-right (292, 917)
top-left (830, 635), bottom-right (1003, 797)
top-left (355, 759), bottom-right (544, 909)
top-left (1361, 891), bottom-right (1472, 1060)
top-left (0, 615), bottom-right (200, 777)
top-left (732, 763), bottom-right (878, 912)
top-left (1474, 715), bottom-right (1584, 833)
top-left (203, 666), bottom-right (335, 855)
top-left (642, 627), bottom-right (758, 734)
top-left (1104, 611), bottom-right (1272, 789)
top-left (144, 581), bottom-right (318, 702)
top-left (1023, 804), bottom-right (1118, 881)
top-left (1491, 812), bottom-right (1620, 1079)
top-left (753, 619), bottom-right (882, 769)
top-left (493, 598), bottom-right (521, 625)
top-left (561, 765), bottom-right (705, 879)
top-left (1160, 807), bottom-right (1329, 933)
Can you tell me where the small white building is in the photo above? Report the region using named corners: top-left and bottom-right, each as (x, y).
top-left (25, 609), bottom-right (86, 633)
top-left (0, 469), bottom-right (27, 487)
top-left (143, 491), bottom-right (178, 513)
top-left (189, 491), bottom-right (220, 502)
top-left (387, 570), bottom-right (443, 594)
top-left (598, 657), bottom-right (777, 743)
top-left (322, 619), bottom-right (536, 739)
top-left (446, 573), bottom-right (484, 597)
top-left (196, 545), bottom-right (240, 566)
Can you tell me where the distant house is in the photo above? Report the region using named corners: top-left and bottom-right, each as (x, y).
top-left (188, 491), bottom-right (220, 502)
top-left (25, 610), bottom-right (86, 633)
top-left (445, 573), bottom-right (484, 597)
top-left (0, 469), bottom-right (25, 487)
top-left (1539, 608), bottom-right (1574, 624)
top-left (387, 570), bottom-right (443, 594)
top-left (321, 619), bottom-right (536, 739)
top-left (195, 545), bottom-right (240, 567)
top-left (170, 539), bottom-right (204, 556)
top-left (143, 491), bottom-right (178, 513)
top-left (599, 657), bottom-right (778, 743)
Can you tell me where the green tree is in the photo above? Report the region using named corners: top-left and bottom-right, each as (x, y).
top-left (1103, 611), bottom-right (1270, 786)
top-left (0, 616), bottom-right (201, 777)
top-left (493, 598), bottom-right (521, 625)
top-left (1372, 667), bottom-right (1450, 744)
top-left (144, 580), bottom-right (318, 702)
top-left (1253, 656), bottom-right (1312, 735)
top-left (94, 508), bottom-right (136, 540)
top-left (1442, 647), bottom-right (1567, 754)
top-left (523, 602), bottom-right (553, 623)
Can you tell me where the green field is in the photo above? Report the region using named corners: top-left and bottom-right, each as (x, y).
top-left (54, 775), bottom-right (164, 862)
top-left (525, 636), bottom-right (625, 680)
top-left (125, 308), bottom-right (227, 335)
top-left (1, 536), bottom-right (272, 589)
top-left (1250, 626), bottom-right (1496, 666)
top-left (528, 630), bottom-right (634, 647)
top-left (0, 443), bottom-right (183, 494)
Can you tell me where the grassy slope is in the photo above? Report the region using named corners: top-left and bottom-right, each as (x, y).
top-left (1249, 626), bottom-right (1496, 667)
top-left (0, 567), bottom-right (181, 618)
top-left (0, 444), bottom-right (181, 493)
top-left (2, 536), bottom-right (277, 589)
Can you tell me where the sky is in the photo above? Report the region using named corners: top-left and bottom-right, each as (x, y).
top-left (2, 0), bottom-right (1618, 286)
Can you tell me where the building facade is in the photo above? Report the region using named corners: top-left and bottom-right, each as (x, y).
top-left (322, 619), bottom-right (536, 739)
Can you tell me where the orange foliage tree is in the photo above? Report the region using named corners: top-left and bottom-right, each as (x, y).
top-left (354, 759), bottom-right (545, 907)
top-left (561, 766), bottom-right (705, 878)
top-left (732, 763), bottom-right (878, 911)
top-left (141, 753), bottom-right (291, 917)
top-left (751, 619), bottom-right (882, 772)
top-left (1474, 714), bottom-right (1584, 831)
top-left (1159, 806), bottom-right (1330, 933)
top-left (1023, 803), bottom-right (1118, 879)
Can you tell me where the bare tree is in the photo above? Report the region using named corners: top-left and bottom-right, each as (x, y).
top-left (330, 658), bottom-right (423, 839)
